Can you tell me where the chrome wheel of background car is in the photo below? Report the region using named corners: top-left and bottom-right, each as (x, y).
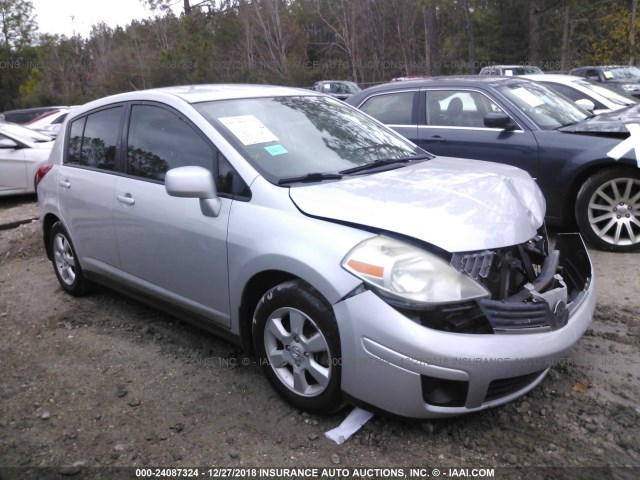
top-left (252, 280), bottom-right (343, 414)
top-left (49, 222), bottom-right (92, 296)
top-left (576, 168), bottom-right (640, 252)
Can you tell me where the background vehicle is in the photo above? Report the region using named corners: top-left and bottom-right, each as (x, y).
top-left (479, 65), bottom-right (544, 75)
top-left (36, 84), bottom-right (594, 419)
top-left (522, 74), bottom-right (638, 114)
top-left (348, 76), bottom-right (640, 252)
top-left (311, 80), bottom-right (361, 100)
top-left (569, 66), bottom-right (640, 98)
top-left (0, 122), bottom-right (54, 196)
top-left (25, 108), bottom-right (73, 137)
top-left (0, 106), bottom-right (68, 124)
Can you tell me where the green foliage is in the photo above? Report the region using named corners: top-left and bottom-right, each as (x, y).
top-left (0, 0), bottom-right (638, 110)
top-left (586, 1), bottom-right (637, 65)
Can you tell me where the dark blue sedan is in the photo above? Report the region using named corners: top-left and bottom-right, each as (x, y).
top-left (347, 76), bottom-right (640, 252)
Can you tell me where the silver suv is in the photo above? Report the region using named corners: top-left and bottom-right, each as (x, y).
top-left (37, 85), bottom-right (595, 418)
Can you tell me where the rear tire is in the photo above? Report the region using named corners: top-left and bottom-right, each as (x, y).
top-left (252, 280), bottom-right (344, 415)
top-left (50, 222), bottom-right (92, 295)
top-left (575, 168), bottom-right (640, 252)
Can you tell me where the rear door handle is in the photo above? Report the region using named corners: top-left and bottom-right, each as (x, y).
top-left (117, 193), bottom-right (135, 206)
top-left (59, 179), bottom-right (71, 189)
top-left (424, 135), bottom-right (446, 143)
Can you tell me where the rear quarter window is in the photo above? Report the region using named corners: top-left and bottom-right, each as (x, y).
top-left (65, 106), bottom-right (123, 170)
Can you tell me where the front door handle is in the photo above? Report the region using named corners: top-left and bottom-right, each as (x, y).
top-left (117, 193), bottom-right (135, 206)
top-left (424, 135), bottom-right (446, 143)
top-left (59, 179), bottom-right (71, 189)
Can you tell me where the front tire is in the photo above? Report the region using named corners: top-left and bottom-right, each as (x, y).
top-left (50, 222), bottom-right (92, 295)
top-left (576, 168), bottom-right (640, 252)
top-left (252, 280), bottom-right (343, 415)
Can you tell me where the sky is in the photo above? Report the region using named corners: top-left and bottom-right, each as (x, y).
top-left (30, 0), bottom-right (182, 39)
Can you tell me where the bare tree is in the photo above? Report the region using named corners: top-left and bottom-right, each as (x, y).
top-left (251, 0), bottom-right (291, 78)
top-left (315, 0), bottom-right (364, 82)
top-left (462, 0), bottom-right (476, 73)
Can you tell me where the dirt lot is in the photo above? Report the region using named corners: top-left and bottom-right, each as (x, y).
top-left (0, 195), bottom-right (639, 480)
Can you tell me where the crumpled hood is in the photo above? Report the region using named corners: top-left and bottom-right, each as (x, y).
top-left (288, 157), bottom-right (546, 252)
top-left (560, 104), bottom-right (640, 133)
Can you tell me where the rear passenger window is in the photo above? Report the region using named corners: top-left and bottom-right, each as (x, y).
top-left (126, 105), bottom-right (214, 181)
top-left (66, 107), bottom-right (122, 170)
top-left (359, 92), bottom-right (414, 125)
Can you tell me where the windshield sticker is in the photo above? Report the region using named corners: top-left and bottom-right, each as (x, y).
top-left (265, 144), bottom-right (288, 156)
top-left (504, 70), bottom-right (514, 76)
top-left (603, 71), bottom-right (613, 80)
top-left (511, 87), bottom-right (545, 108)
top-left (607, 123), bottom-right (640, 167)
top-left (218, 115), bottom-right (279, 145)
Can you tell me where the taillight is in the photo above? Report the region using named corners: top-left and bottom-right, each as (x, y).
top-left (35, 163), bottom-right (54, 188)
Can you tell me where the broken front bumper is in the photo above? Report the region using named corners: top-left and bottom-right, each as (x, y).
top-left (334, 233), bottom-right (595, 418)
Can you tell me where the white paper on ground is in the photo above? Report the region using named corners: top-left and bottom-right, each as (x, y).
top-left (324, 407), bottom-right (374, 445)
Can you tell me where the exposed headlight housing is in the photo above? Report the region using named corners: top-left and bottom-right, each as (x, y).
top-left (342, 235), bottom-right (490, 305)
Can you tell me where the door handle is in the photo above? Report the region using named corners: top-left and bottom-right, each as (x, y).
top-left (117, 193), bottom-right (135, 206)
top-left (59, 179), bottom-right (71, 189)
top-left (424, 135), bottom-right (446, 143)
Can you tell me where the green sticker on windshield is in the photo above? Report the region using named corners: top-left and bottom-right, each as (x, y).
top-left (265, 144), bottom-right (288, 156)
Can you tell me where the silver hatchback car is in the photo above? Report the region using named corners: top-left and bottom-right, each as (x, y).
top-left (37, 85), bottom-right (596, 418)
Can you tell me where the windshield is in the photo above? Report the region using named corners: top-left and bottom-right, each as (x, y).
top-left (194, 96), bottom-right (423, 183)
top-left (605, 66), bottom-right (640, 80)
top-left (575, 79), bottom-right (638, 106)
top-left (496, 81), bottom-right (589, 129)
top-left (0, 122), bottom-right (54, 143)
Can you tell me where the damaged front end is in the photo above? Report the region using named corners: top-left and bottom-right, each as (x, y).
top-left (398, 229), bottom-right (593, 334)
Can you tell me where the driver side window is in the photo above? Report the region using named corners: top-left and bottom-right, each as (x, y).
top-left (425, 90), bottom-right (507, 128)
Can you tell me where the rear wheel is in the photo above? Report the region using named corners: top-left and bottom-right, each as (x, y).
top-left (252, 280), bottom-right (343, 415)
top-left (50, 222), bottom-right (92, 295)
top-left (575, 168), bottom-right (640, 252)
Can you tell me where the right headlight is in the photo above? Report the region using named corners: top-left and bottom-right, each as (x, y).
top-left (342, 235), bottom-right (490, 306)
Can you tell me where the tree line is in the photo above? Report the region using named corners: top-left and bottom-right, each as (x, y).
top-left (0, 0), bottom-right (638, 111)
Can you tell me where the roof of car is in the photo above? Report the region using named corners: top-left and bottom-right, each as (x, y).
top-left (521, 74), bottom-right (584, 82)
top-left (78, 84), bottom-right (318, 113)
top-left (571, 65), bottom-right (631, 71)
top-left (348, 75), bottom-right (532, 98)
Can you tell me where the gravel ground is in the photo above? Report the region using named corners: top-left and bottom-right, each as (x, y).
top-left (0, 195), bottom-right (638, 480)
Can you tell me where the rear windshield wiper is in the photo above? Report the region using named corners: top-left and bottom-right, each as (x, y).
top-left (277, 172), bottom-right (343, 185)
top-left (339, 154), bottom-right (431, 175)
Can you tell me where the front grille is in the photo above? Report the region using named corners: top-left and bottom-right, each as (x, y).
top-left (485, 371), bottom-right (545, 402)
top-left (478, 298), bottom-right (553, 332)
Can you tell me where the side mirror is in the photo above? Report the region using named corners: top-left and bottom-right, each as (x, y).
top-left (575, 99), bottom-right (595, 112)
top-left (484, 112), bottom-right (516, 130)
top-left (0, 138), bottom-right (19, 149)
top-left (165, 166), bottom-right (221, 217)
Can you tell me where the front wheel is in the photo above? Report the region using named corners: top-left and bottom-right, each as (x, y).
top-left (575, 168), bottom-right (640, 252)
top-left (50, 222), bottom-right (92, 295)
top-left (252, 280), bottom-right (343, 415)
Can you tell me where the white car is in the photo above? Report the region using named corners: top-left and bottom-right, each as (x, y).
top-left (0, 122), bottom-right (55, 196)
top-left (25, 108), bottom-right (73, 137)
top-left (522, 74), bottom-right (638, 114)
